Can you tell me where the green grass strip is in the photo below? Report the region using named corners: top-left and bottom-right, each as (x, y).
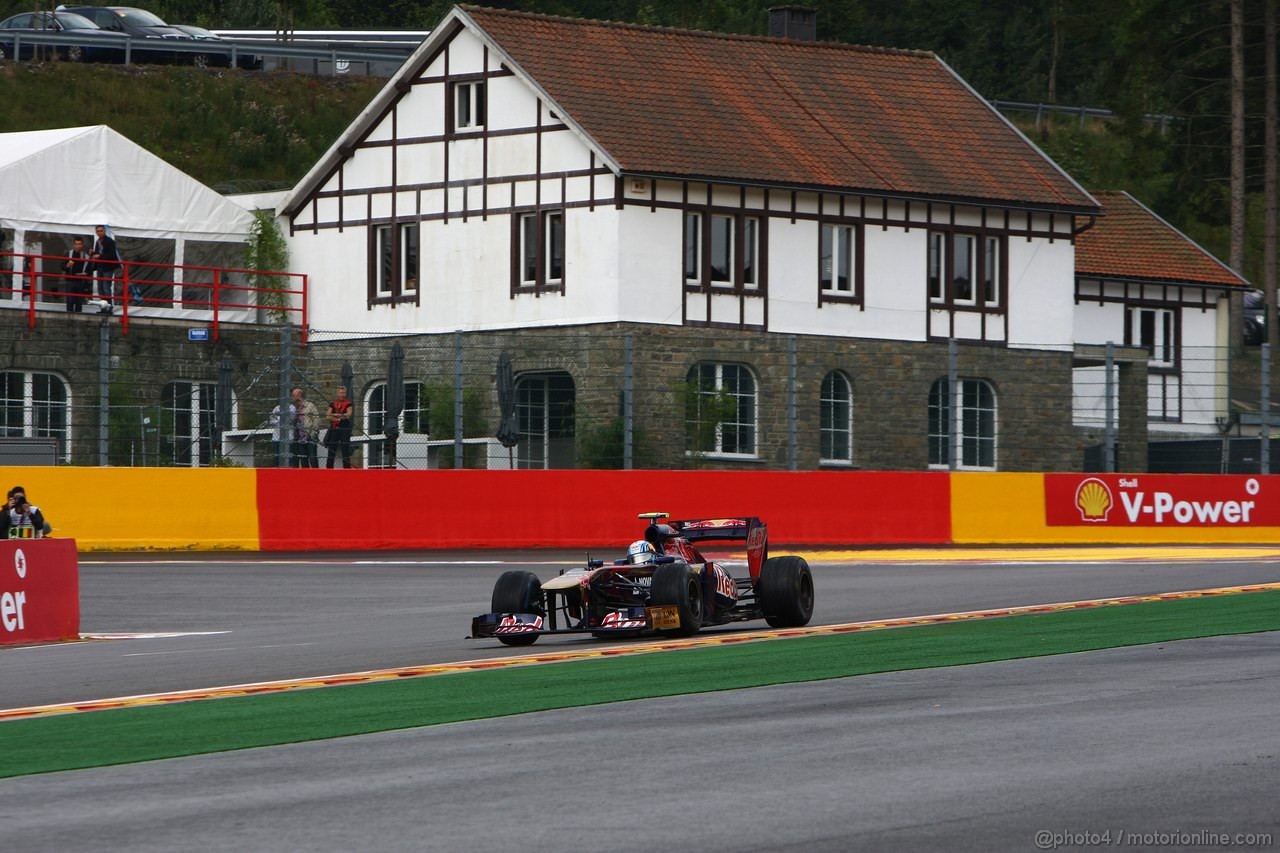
top-left (3, 590), bottom-right (1279, 779)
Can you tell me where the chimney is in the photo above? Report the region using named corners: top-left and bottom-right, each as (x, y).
top-left (768, 6), bottom-right (817, 41)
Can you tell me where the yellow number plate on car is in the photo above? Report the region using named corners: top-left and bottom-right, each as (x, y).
top-left (647, 606), bottom-right (680, 630)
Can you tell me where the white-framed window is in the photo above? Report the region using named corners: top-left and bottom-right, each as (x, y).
top-left (743, 217), bottom-right (759, 288)
top-left (515, 372), bottom-right (576, 469)
top-left (0, 371), bottom-right (70, 460)
top-left (516, 210), bottom-right (565, 290)
top-left (684, 213), bottom-right (764, 290)
top-left (683, 213), bottom-right (700, 282)
top-left (820, 224), bottom-right (855, 293)
top-left (686, 362), bottom-right (757, 457)
top-left (1128, 306), bottom-right (1176, 368)
top-left (710, 214), bottom-right (733, 284)
top-left (364, 380), bottom-right (427, 468)
top-left (820, 371), bottom-right (853, 464)
top-left (453, 80), bottom-right (486, 130)
top-left (374, 223), bottom-right (419, 299)
top-left (928, 377), bottom-right (996, 470)
top-left (928, 231), bottom-right (1002, 307)
top-left (982, 236), bottom-right (1000, 306)
top-left (161, 381), bottom-right (233, 467)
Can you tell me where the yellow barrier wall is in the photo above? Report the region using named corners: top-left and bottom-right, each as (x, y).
top-left (0, 468), bottom-right (260, 551)
top-left (951, 473), bottom-right (1280, 544)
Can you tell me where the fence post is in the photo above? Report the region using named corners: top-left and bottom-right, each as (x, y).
top-left (454, 330), bottom-right (464, 468)
top-left (623, 333), bottom-right (633, 470)
top-left (948, 338), bottom-right (958, 471)
top-left (1263, 343), bottom-right (1271, 475)
top-left (98, 320), bottom-right (111, 466)
top-left (276, 326), bottom-right (292, 467)
top-left (1104, 341), bottom-right (1116, 473)
top-left (787, 335), bottom-right (798, 471)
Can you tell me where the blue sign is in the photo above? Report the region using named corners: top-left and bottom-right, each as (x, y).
top-left (188, 328), bottom-right (211, 342)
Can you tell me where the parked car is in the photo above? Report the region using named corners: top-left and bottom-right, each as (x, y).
top-left (55, 5), bottom-right (196, 64)
top-left (0, 10), bottom-right (127, 63)
top-left (171, 24), bottom-right (263, 69)
top-left (1244, 289), bottom-right (1268, 346)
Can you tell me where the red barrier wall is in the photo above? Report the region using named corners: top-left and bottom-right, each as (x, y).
top-left (0, 539), bottom-right (79, 645)
top-left (256, 470), bottom-right (952, 550)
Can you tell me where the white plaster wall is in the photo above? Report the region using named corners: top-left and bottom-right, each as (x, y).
top-left (1006, 237), bottom-right (1075, 350)
top-left (1179, 304), bottom-right (1224, 426)
top-left (618, 205), bottom-right (685, 325)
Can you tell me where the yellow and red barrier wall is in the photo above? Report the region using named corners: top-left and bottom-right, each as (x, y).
top-left (3, 468), bottom-right (1279, 551)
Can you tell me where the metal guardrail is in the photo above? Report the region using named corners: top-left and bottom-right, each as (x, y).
top-left (988, 98), bottom-right (1177, 132)
top-left (0, 30), bottom-right (409, 74)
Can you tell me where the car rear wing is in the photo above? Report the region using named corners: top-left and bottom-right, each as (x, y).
top-left (668, 517), bottom-right (769, 579)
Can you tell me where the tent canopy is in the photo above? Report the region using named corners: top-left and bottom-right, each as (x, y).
top-left (0, 125), bottom-right (254, 241)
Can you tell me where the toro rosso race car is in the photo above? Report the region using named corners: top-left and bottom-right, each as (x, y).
top-left (470, 513), bottom-right (815, 646)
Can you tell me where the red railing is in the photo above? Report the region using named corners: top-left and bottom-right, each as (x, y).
top-left (0, 252), bottom-right (308, 342)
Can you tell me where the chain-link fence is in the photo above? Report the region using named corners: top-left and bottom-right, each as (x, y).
top-left (1, 316), bottom-right (1277, 473)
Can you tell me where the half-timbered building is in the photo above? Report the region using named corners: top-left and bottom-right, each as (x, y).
top-left (277, 5), bottom-right (1116, 471)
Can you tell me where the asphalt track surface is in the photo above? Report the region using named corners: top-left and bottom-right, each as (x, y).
top-left (3, 549), bottom-right (1280, 851)
top-left (3, 634), bottom-right (1278, 851)
top-left (8, 548), bottom-right (1280, 708)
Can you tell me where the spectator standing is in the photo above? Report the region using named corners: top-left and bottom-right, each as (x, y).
top-left (62, 237), bottom-right (91, 313)
top-left (268, 399), bottom-right (297, 468)
top-left (291, 387), bottom-right (320, 468)
top-left (91, 224), bottom-right (121, 313)
top-left (325, 386), bottom-right (354, 469)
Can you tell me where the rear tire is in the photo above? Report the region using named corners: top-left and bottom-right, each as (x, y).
top-left (66, 45), bottom-right (83, 62)
top-left (491, 570), bottom-right (543, 647)
top-left (650, 563), bottom-right (703, 637)
top-left (758, 556), bottom-right (814, 628)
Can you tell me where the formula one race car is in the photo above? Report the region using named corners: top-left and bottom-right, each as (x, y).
top-left (470, 513), bottom-right (814, 646)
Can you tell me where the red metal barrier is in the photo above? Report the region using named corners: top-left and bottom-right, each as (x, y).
top-left (1, 251), bottom-right (305, 342)
top-left (0, 539), bottom-right (79, 645)
top-left (255, 470), bottom-right (953, 550)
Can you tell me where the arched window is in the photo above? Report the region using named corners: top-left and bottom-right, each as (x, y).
top-left (515, 372), bottom-right (575, 469)
top-left (364, 380), bottom-right (427, 468)
top-left (0, 371), bottom-right (70, 460)
top-left (686, 363), bottom-right (757, 457)
top-left (820, 371), bottom-right (853, 464)
top-left (928, 378), bottom-right (996, 470)
top-left (161, 381), bottom-right (233, 467)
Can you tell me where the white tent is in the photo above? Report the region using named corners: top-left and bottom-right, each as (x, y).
top-left (0, 125), bottom-right (254, 239)
top-left (0, 125), bottom-right (258, 317)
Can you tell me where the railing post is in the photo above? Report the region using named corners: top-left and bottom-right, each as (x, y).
top-left (948, 338), bottom-right (958, 471)
top-left (276, 327), bottom-right (292, 468)
top-left (26, 254), bottom-right (36, 330)
top-left (453, 330), bottom-right (464, 468)
top-left (1104, 341), bottom-right (1116, 473)
top-left (1263, 343), bottom-right (1272, 475)
top-left (98, 320), bottom-right (111, 466)
top-left (623, 333), bottom-right (633, 470)
top-left (787, 335), bottom-right (798, 471)
top-left (120, 261), bottom-right (129, 336)
top-left (300, 273), bottom-right (309, 346)
top-left (212, 269), bottom-right (221, 342)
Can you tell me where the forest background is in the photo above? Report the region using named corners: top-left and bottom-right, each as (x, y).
top-left (0, 0), bottom-right (1276, 288)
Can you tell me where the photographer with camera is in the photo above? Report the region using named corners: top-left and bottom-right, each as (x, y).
top-left (3, 487), bottom-right (48, 540)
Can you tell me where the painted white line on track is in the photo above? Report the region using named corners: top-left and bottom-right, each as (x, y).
top-left (122, 641), bottom-right (314, 658)
top-left (81, 631), bottom-right (231, 640)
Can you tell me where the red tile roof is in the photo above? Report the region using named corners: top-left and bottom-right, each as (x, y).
top-left (1076, 191), bottom-right (1247, 288)
top-left (462, 6), bottom-right (1096, 212)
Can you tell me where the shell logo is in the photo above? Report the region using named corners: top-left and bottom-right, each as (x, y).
top-left (1075, 478), bottom-right (1114, 522)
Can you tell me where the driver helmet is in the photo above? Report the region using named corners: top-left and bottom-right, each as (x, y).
top-left (627, 539), bottom-right (656, 565)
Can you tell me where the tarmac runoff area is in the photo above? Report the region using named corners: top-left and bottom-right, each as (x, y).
top-left (0, 546), bottom-right (1278, 849)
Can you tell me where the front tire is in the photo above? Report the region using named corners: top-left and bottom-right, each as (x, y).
top-left (66, 45), bottom-right (84, 62)
top-left (491, 570), bottom-right (543, 647)
top-left (650, 563), bottom-right (703, 637)
top-left (758, 556), bottom-right (814, 628)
